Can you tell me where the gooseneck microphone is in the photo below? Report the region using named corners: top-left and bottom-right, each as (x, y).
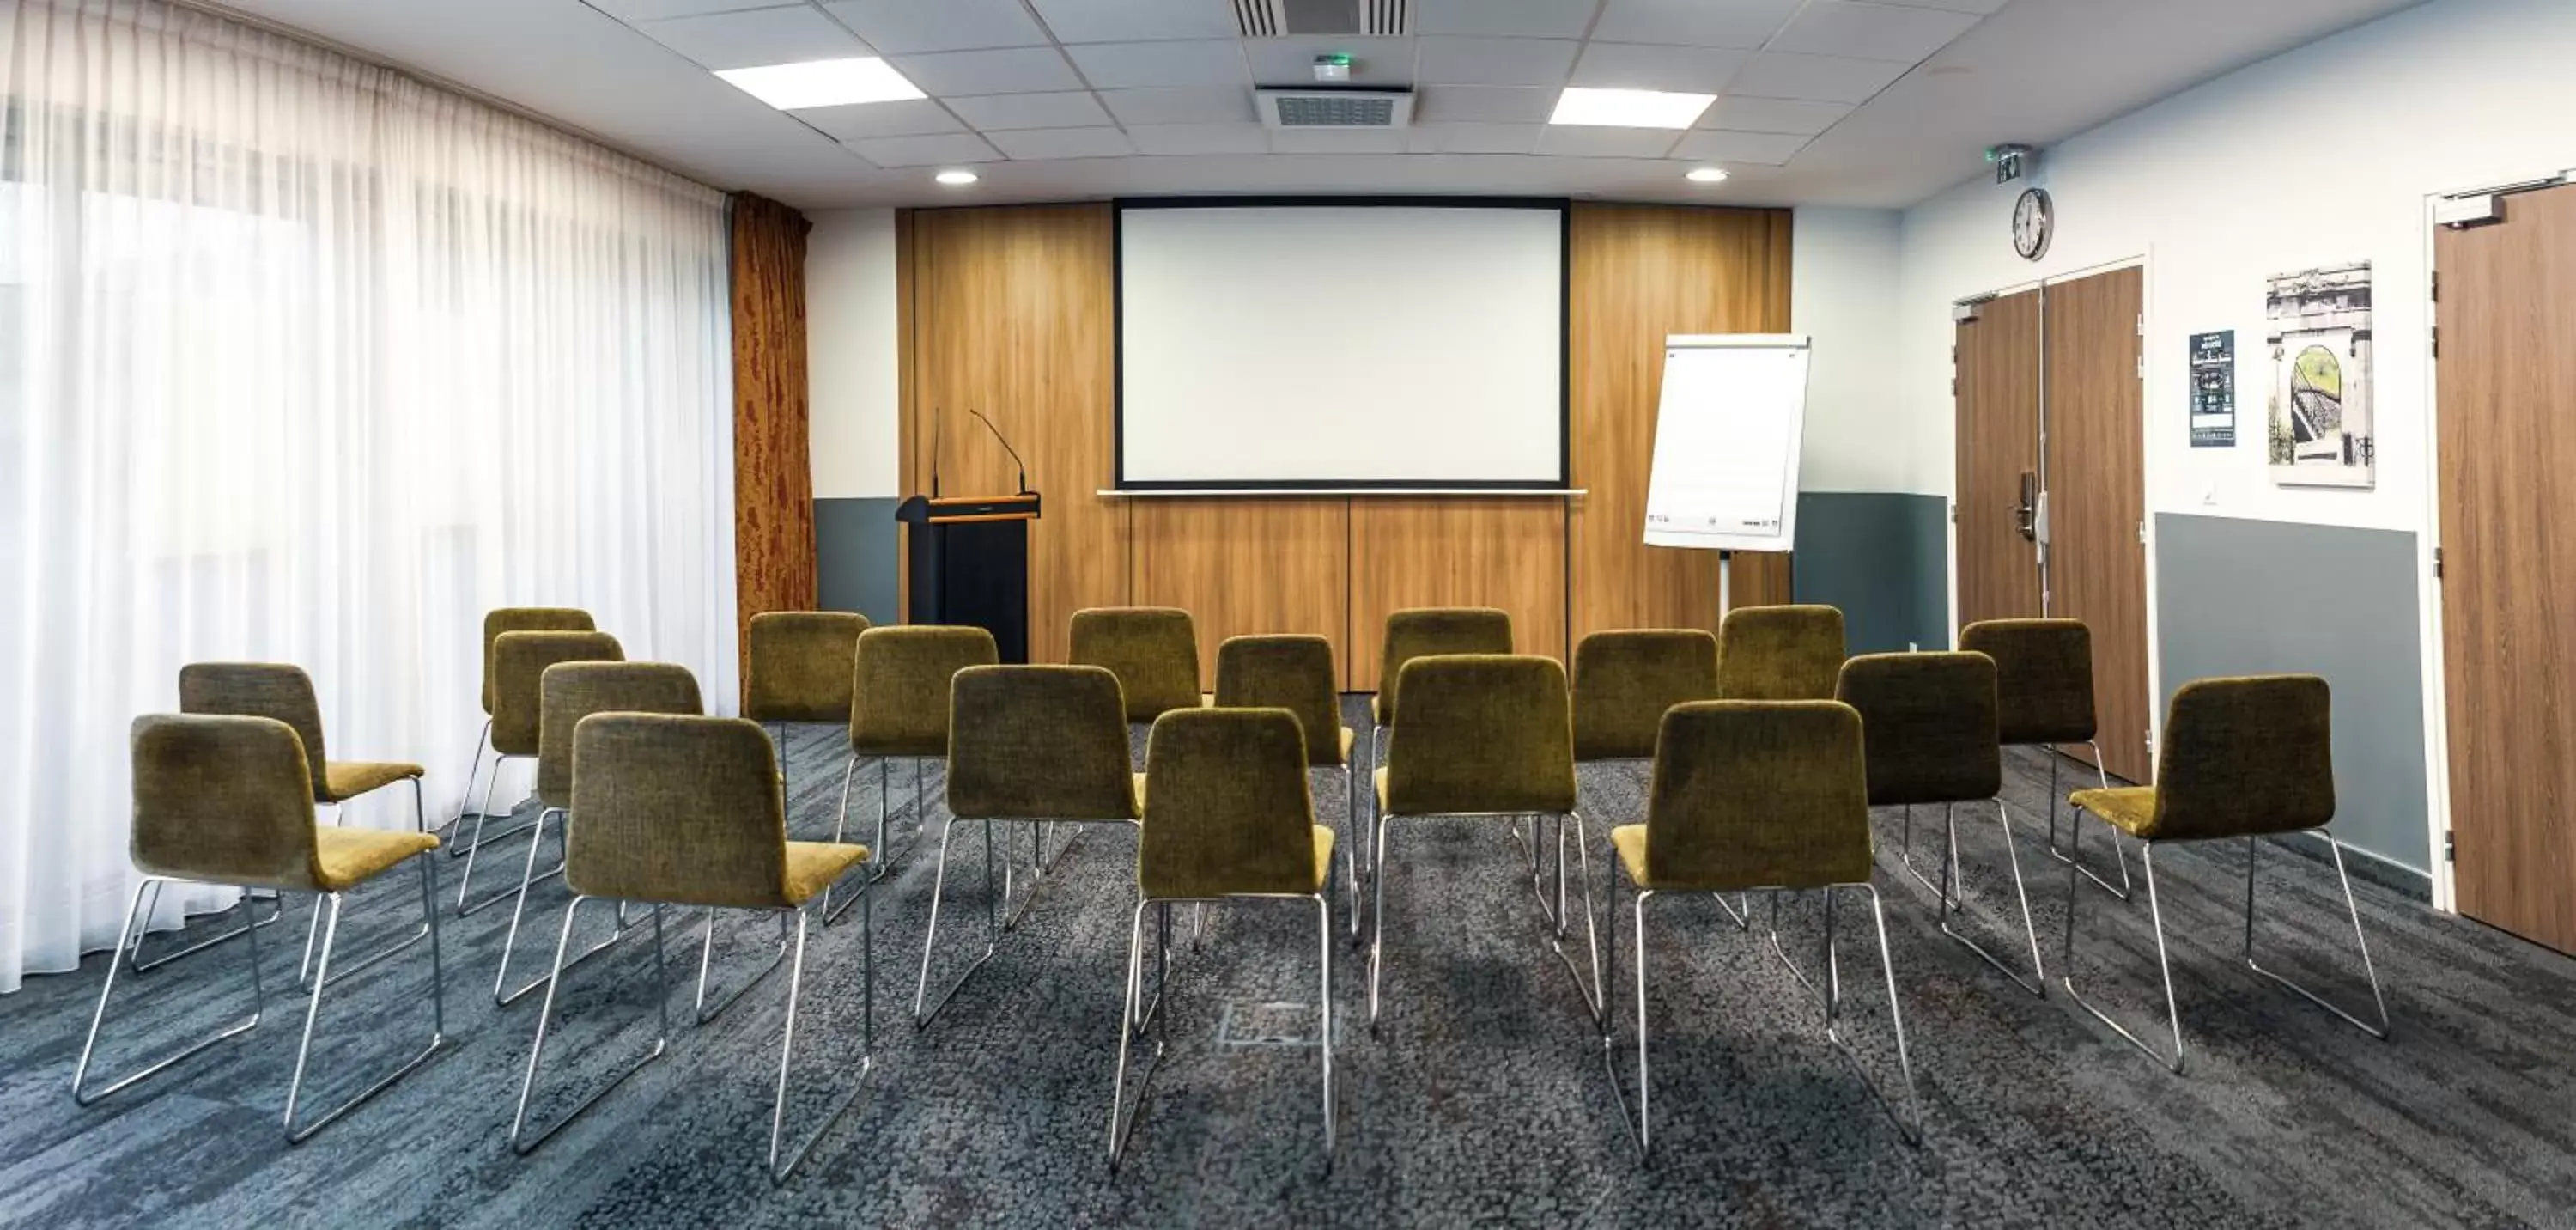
top-left (968, 409), bottom-right (1030, 495)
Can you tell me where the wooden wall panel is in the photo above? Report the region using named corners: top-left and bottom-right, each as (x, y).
top-left (1567, 203), bottom-right (1795, 642)
top-left (901, 204), bottom-right (1127, 663)
top-left (1130, 498), bottom-right (1350, 682)
top-left (1348, 499), bottom-right (1568, 692)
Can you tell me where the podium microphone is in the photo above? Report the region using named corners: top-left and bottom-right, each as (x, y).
top-left (968, 409), bottom-right (1030, 495)
top-left (930, 406), bottom-right (944, 499)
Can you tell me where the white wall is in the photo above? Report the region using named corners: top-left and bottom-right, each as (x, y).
top-left (1896, 0), bottom-right (2576, 901)
top-left (1790, 207), bottom-right (1913, 493)
top-left (806, 208), bottom-right (899, 499)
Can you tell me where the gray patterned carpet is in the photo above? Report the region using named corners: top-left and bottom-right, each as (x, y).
top-left (5, 701), bottom-right (2573, 1228)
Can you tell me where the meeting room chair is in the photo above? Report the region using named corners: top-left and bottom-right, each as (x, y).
top-left (1212, 634), bottom-right (1359, 936)
top-left (489, 661), bottom-right (702, 1008)
top-left (744, 610), bottom-right (870, 809)
top-left (77, 715), bottom-right (447, 1143)
top-left (1571, 629), bottom-right (1723, 929)
top-left (1716, 604), bottom-right (1846, 701)
top-left (1601, 700), bottom-right (1919, 1158)
top-left (2060, 674), bottom-right (2390, 1074)
top-left (140, 662), bottom-right (428, 977)
top-left (1072, 606), bottom-right (1205, 726)
top-left (1370, 654), bottom-right (1601, 1028)
top-left (453, 607), bottom-right (593, 848)
top-left (1838, 650), bottom-right (2048, 996)
top-left (510, 713), bottom-right (874, 1182)
top-left (1960, 618), bottom-right (2136, 900)
top-left (457, 630), bottom-right (623, 916)
top-left (1107, 708), bottom-right (1335, 1167)
top-left (915, 664), bottom-right (1145, 1029)
top-left (1368, 607), bottom-right (1513, 876)
top-left (828, 625), bottom-right (999, 916)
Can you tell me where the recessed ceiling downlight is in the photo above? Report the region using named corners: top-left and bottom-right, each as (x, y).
top-left (1686, 167), bottom-right (1729, 184)
top-left (935, 169), bottom-right (979, 186)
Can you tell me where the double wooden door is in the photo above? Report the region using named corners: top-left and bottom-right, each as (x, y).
top-left (1953, 267), bottom-right (2153, 784)
top-left (2438, 180), bottom-right (2576, 953)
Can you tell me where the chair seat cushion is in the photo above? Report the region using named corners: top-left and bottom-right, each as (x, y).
top-left (781, 840), bottom-right (872, 905)
top-left (320, 760), bottom-right (423, 804)
top-left (1332, 726), bottom-right (1354, 766)
top-left (1309, 825), bottom-right (1336, 892)
top-left (313, 826), bottom-right (439, 892)
top-left (851, 733), bottom-right (946, 759)
top-left (1133, 772), bottom-right (1149, 816)
top-left (2072, 786), bottom-right (2160, 837)
top-left (1611, 824), bottom-right (1652, 888)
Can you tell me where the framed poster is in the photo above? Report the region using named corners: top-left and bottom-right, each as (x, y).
top-left (2265, 262), bottom-right (2374, 488)
top-left (2189, 330), bottom-right (2235, 448)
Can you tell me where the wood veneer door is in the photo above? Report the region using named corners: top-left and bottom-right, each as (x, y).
top-left (2044, 267), bottom-right (2151, 784)
top-left (2439, 182), bottom-right (2576, 953)
top-left (1954, 290), bottom-right (2043, 632)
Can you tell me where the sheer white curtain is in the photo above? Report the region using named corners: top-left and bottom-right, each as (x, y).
top-left (0, 0), bottom-right (739, 991)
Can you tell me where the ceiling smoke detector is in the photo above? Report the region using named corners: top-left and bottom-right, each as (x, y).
top-left (1256, 88), bottom-right (1413, 129)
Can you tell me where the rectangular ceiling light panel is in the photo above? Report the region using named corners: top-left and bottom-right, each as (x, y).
top-left (1547, 86), bottom-right (1715, 129)
top-left (715, 57), bottom-right (926, 110)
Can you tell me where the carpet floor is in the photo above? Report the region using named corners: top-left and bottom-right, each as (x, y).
top-left (4, 703), bottom-right (2572, 1228)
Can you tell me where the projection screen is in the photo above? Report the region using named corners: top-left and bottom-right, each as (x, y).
top-left (1115, 202), bottom-right (1567, 490)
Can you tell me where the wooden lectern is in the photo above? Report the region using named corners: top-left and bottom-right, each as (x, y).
top-left (896, 492), bottom-right (1041, 663)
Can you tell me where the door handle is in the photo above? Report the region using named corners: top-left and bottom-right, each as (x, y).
top-left (2014, 472), bottom-right (2038, 541)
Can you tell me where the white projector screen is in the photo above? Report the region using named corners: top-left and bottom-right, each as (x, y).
top-left (1116, 203), bottom-right (1566, 489)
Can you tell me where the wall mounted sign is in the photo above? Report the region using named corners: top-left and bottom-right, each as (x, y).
top-left (2189, 330), bottom-right (2235, 447)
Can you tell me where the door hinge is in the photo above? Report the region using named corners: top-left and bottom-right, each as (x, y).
top-left (1951, 375), bottom-right (1958, 395)
top-left (2433, 546), bottom-right (2444, 579)
top-left (1950, 502), bottom-right (1959, 524)
top-left (2136, 353), bottom-right (2146, 379)
top-left (2136, 313), bottom-right (2145, 337)
top-left (2430, 271), bottom-right (2438, 302)
top-left (2432, 326), bottom-right (2439, 360)
top-left (2445, 828), bottom-right (2456, 862)
top-left (2137, 520), bottom-right (2147, 545)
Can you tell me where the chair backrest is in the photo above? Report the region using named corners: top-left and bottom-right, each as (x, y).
top-left (1643, 701), bottom-right (1873, 892)
top-left (1572, 630), bottom-right (1720, 762)
top-left (538, 662), bottom-right (703, 809)
top-left (2145, 675), bottom-right (2336, 841)
top-left (1213, 634), bottom-right (1344, 768)
top-left (567, 714), bottom-right (793, 909)
top-left (1959, 618), bottom-right (2097, 746)
top-left (1070, 606), bottom-right (1202, 722)
top-left (1376, 607), bottom-right (1513, 724)
top-left (1385, 654), bottom-right (1576, 816)
top-left (130, 714), bottom-right (322, 892)
top-left (179, 663), bottom-right (331, 801)
top-left (1717, 605), bottom-right (1846, 701)
top-left (850, 624), bottom-right (999, 758)
top-left (1139, 709), bottom-right (1320, 899)
top-left (482, 607), bottom-right (595, 715)
top-left (492, 631), bottom-right (623, 756)
top-left (1834, 651), bottom-right (2002, 807)
top-left (744, 611), bottom-right (870, 723)
top-left (947, 665), bottom-right (1140, 821)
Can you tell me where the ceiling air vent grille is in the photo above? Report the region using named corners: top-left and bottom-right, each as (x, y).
top-left (1233, 0), bottom-right (1410, 37)
top-left (1256, 88), bottom-right (1414, 129)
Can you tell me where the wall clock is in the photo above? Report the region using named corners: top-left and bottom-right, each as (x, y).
top-left (2012, 187), bottom-right (2053, 261)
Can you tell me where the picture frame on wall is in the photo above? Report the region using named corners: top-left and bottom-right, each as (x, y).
top-left (2265, 262), bottom-right (2375, 489)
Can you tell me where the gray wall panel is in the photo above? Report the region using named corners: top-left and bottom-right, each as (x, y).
top-left (817, 497), bottom-right (902, 628)
top-left (2153, 513), bottom-right (2428, 877)
top-left (1794, 492), bottom-right (1949, 655)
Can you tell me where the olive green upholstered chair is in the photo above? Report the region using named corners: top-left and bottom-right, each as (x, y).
top-left (1716, 605), bottom-right (1846, 701)
top-left (1071, 607), bottom-right (1205, 725)
top-left (1572, 630), bottom-right (1721, 764)
top-left (1960, 618), bottom-right (2135, 901)
top-left (1601, 701), bottom-right (1919, 1156)
top-left (1108, 708), bottom-right (1336, 1166)
top-left (456, 630), bottom-right (623, 916)
top-left (1213, 634), bottom-right (1358, 933)
top-left (458, 608), bottom-right (594, 843)
top-left (744, 611), bottom-right (870, 807)
top-left (489, 661), bottom-right (702, 1008)
top-left (1370, 606), bottom-right (1512, 760)
top-left (1368, 654), bottom-right (1601, 1027)
top-left (828, 625), bottom-right (999, 910)
top-left (915, 664), bottom-right (1145, 1028)
top-left (145, 663), bottom-right (428, 976)
top-left (1837, 650), bottom-right (2047, 997)
top-left (512, 714), bottom-right (873, 1182)
top-left (2060, 675), bottom-right (2388, 1074)
top-left (77, 715), bottom-right (447, 1143)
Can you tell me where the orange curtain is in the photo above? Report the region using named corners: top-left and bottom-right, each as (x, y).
top-left (729, 192), bottom-right (817, 698)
